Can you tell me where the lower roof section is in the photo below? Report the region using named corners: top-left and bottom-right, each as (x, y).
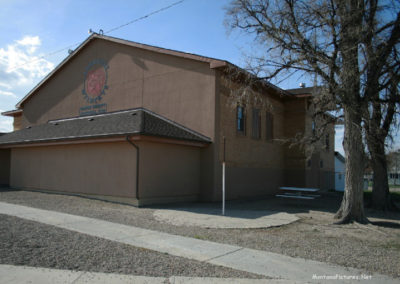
top-left (0, 108), bottom-right (211, 147)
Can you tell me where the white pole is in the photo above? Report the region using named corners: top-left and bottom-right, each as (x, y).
top-left (222, 136), bottom-right (226, 216)
top-left (222, 161), bottom-right (225, 216)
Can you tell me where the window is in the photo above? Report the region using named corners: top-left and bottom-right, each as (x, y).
top-left (320, 160), bottom-right (324, 168)
top-left (266, 112), bottom-right (274, 141)
top-left (307, 159), bottom-right (311, 167)
top-left (338, 173), bottom-right (342, 180)
top-left (252, 108), bottom-right (261, 139)
top-left (236, 105), bottom-right (246, 134)
top-left (312, 121), bottom-right (316, 135)
top-left (325, 134), bottom-right (330, 151)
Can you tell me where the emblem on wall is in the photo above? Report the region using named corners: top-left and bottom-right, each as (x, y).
top-left (82, 59), bottom-right (109, 104)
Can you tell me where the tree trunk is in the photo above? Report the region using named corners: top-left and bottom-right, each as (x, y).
top-left (334, 107), bottom-right (368, 224)
top-left (370, 144), bottom-right (398, 210)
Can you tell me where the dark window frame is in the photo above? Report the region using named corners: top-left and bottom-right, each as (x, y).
top-left (236, 105), bottom-right (246, 135)
top-left (266, 112), bottom-right (274, 141)
top-left (251, 108), bottom-right (261, 139)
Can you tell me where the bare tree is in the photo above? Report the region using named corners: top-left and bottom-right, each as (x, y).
top-left (225, 0), bottom-right (400, 223)
top-left (365, 77), bottom-right (400, 210)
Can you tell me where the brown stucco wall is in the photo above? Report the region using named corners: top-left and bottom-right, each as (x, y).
top-left (13, 114), bottom-right (22, 131)
top-left (138, 141), bottom-right (201, 203)
top-left (0, 149), bottom-right (10, 186)
top-left (282, 97), bottom-right (335, 190)
top-left (282, 97), bottom-right (309, 188)
top-left (10, 142), bottom-right (137, 197)
top-left (212, 73), bottom-right (286, 200)
top-left (224, 167), bottom-right (284, 199)
top-left (20, 38), bottom-right (216, 139)
top-left (283, 98), bottom-right (306, 170)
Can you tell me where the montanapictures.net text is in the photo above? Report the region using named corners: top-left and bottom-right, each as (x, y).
top-left (312, 274), bottom-right (372, 280)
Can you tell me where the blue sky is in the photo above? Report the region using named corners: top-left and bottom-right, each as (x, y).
top-left (0, 0), bottom-right (353, 154)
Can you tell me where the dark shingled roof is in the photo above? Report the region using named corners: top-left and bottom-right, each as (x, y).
top-left (0, 108), bottom-right (211, 146)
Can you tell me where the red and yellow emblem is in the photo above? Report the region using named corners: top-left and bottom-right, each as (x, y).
top-left (82, 59), bottom-right (109, 103)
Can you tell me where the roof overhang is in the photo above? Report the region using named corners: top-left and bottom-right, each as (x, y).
top-left (217, 62), bottom-right (292, 98)
top-left (2, 109), bottom-right (22, 117)
top-left (0, 134), bottom-right (209, 149)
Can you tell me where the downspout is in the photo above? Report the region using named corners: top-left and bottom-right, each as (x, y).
top-left (126, 135), bottom-right (140, 203)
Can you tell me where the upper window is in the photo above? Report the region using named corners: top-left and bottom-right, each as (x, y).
top-left (266, 112), bottom-right (274, 141)
top-left (237, 105), bottom-right (246, 134)
top-left (252, 108), bottom-right (261, 139)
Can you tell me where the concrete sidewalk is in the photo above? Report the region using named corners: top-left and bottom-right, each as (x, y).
top-left (153, 207), bottom-right (299, 228)
top-left (0, 265), bottom-right (294, 284)
top-left (0, 201), bottom-right (397, 283)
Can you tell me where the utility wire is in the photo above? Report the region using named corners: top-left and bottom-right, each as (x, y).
top-left (5, 0), bottom-right (186, 72)
top-left (105, 0), bottom-right (185, 34)
top-left (6, 43), bottom-right (82, 72)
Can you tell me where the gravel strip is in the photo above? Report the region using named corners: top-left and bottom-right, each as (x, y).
top-left (1, 189), bottom-right (399, 277)
top-left (0, 214), bottom-right (264, 278)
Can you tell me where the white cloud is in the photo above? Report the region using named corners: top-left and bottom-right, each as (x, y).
top-left (17, 36), bottom-right (41, 46)
top-left (0, 82), bottom-right (12, 89)
top-left (0, 35), bottom-right (54, 87)
top-left (0, 117), bottom-right (12, 133)
top-left (0, 90), bottom-right (16, 98)
top-left (16, 36), bottom-right (41, 54)
top-left (0, 36), bottom-right (54, 133)
top-left (0, 35), bottom-right (54, 110)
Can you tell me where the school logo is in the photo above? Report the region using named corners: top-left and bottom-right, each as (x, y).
top-left (82, 59), bottom-right (109, 104)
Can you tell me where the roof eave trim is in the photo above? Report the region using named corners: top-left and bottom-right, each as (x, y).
top-left (0, 132), bottom-right (210, 148)
top-left (2, 109), bottom-right (23, 116)
top-left (218, 62), bottom-right (292, 97)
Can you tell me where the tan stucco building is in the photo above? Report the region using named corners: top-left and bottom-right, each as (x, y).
top-left (0, 34), bottom-right (334, 206)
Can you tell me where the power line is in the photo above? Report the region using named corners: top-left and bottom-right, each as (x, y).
top-left (6, 42), bottom-right (82, 72)
top-left (105, 0), bottom-right (185, 34)
top-left (6, 0), bottom-right (186, 72)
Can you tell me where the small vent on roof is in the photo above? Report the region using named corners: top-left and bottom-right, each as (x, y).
top-left (26, 126), bottom-right (31, 129)
top-left (131, 112), bottom-right (137, 116)
top-left (88, 118), bottom-right (94, 121)
top-left (51, 122), bottom-right (58, 126)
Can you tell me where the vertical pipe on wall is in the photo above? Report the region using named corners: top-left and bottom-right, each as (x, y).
top-left (126, 136), bottom-right (140, 202)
